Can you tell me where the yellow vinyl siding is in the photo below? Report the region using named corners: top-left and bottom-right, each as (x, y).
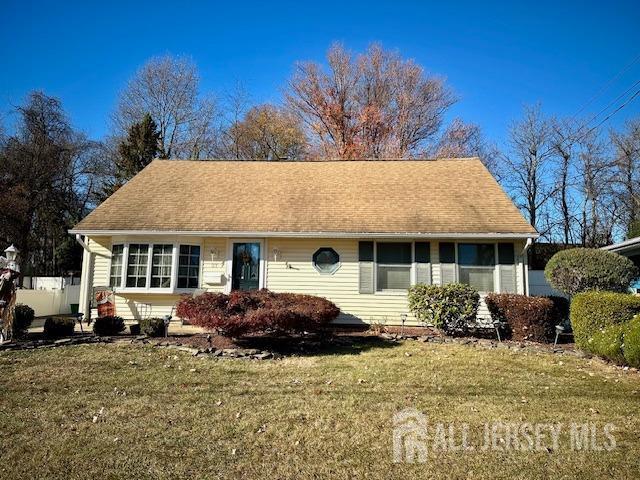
top-left (265, 238), bottom-right (414, 325)
top-left (84, 235), bottom-right (527, 324)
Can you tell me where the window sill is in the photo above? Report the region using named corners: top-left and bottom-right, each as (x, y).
top-left (113, 287), bottom-right (199, 295)
top-left (374, 289), bottom-right (408, 296)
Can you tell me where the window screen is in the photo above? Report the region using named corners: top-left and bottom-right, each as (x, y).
top-left (376, 242), bottom-right (411, 291)
top-left (439, 242), bottom-right (455, 263)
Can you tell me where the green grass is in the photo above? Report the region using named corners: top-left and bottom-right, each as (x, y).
top-left (1, 340), bottom-right (639, 479)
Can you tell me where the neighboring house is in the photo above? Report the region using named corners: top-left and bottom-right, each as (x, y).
top-left (602, 236), bottom-right (640, 293)
top-left (69, 158), bottom-right (538, 326)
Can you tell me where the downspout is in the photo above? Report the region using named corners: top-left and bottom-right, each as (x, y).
top-left (75, 234), bottom-right (93, 319)
top-left (522, 238), bottom-right (533, 296)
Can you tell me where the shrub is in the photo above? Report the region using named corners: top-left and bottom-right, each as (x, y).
top-left (176, 289), bottom-right (340, 337)
top-left (623, 315), bottom-right (640, 368)
top-left (43, 317), bottom-right (75, 338)
top-left (588, 323), bottom-right (626, 364)
top-left (13, 304), bottom-right (35, 338)
top-left (139, 317), bottom-right (166, 337)
top-left (408, 283), bottom-right (479, 335)
top-left (93, 316), bottom-right (125, 336)
top-left (485, 294), bottom-right (565, 342)
top-left (570, 291), bottom-right (640, 350)
top-left (545, 248), bottom-right (639, 296)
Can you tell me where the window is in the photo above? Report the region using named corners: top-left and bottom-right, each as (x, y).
top-left (126, 244), bottom-right (149, 287)
top-left (498, 243), bottom-right (515, 264)
top-left (439, 242), bottom-right (455, 263)
top-left (151, 244), bottom-right (173, 288)
top-left (458, 243), bottom-right (495, 292)
top-left (376, 242), bottom-right (411, 291)
top-left (109, 245), bottom-right (124, 287)
top-left (178, 245), bottom-right (200, 289)
top-left (313, 247), bottom-right (340, 274)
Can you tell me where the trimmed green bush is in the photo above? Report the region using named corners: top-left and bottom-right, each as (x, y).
top-left (622, 315), bottom-right (640, 368)
top-left (588, 323), bottom-right (626, 364)
top-left (139, 317), bottom-right (166, 337)
top-left (545, 248), bottom-right (639, 296)
top-left (408, 283), bottom-right (479, 335)
top-left (43, 317), bottom-right (75, 338)
top-left (570, 291), bottom-right (640, 350)
top-left (13, 304), bottom-right (35, 338)
top-left (93, 316), bottom-right (125, 336)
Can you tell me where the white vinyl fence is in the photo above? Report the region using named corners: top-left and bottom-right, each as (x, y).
top-left (528, 270), bottom-right (567, 297)
top-left (15, 277), bottom-right (81, 317)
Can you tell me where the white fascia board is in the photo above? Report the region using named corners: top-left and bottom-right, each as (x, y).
top-left (69, 229), bottom-right (539, 240)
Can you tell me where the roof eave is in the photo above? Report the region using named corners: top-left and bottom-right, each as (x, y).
top-left (68, 229), bottom-right (539, 240)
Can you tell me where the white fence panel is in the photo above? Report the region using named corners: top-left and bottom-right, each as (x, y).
top-left (528, 270), bottom-right (567, 297)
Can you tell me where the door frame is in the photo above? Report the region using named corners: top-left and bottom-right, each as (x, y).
top-left (225, 238), bottom-right (266, 293)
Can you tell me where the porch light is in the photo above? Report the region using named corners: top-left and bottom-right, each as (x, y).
top-left (4, 245), bottom-right (18, 262)
top-left (272, 248), bottom-right (281, 261)
top-left (210, 248), bottom-right (221, 261)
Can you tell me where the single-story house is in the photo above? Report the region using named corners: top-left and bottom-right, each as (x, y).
top-left (69, 158), bottom-right (538, 326)
top-left (602, 236), bottom-right (640, 293)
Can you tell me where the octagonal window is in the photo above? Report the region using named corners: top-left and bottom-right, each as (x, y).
top-left (313, 247), bottom-right (340, 274)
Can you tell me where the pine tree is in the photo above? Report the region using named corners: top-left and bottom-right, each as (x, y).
top-left (101, 114), bottom-right (160, 200)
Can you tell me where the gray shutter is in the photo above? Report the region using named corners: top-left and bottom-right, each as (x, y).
top-left (359, 262), bottom-right (374, 294)
top-left (440, 263), bottom-right (456, 285)
top-left (499, 264), bottom-right (517, 293)
top-left (416, 263), bottom-right (432, 285)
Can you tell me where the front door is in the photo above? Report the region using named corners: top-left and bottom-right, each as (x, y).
top-left (231, 242), bottom-right (260, 291)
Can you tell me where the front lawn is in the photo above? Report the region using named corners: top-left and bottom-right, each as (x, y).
top-left (0, 340), bottom-right (638, 479)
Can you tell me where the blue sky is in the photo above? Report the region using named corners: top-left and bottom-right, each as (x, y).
top-left (1, 0), bottom-right (639, 147)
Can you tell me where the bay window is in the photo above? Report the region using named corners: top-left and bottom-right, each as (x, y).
top-left (110, 242), bottom-right (201, 291)
top-left (457, 243), bottom-right (495, 292)
top-left (376, 242), bottom-right (412, 291)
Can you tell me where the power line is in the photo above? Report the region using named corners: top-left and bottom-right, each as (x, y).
top-left (573, 86), bottom-right (640, 144)
top-left (572, 52), bottom-right (640, 118)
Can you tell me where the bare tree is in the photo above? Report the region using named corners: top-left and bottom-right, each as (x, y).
top-left (227, 104), bottom-right (307, 160)
top-left (503, 105), bottom-right (555, 236)
top-left (610, 119), bottom-right (640, 235)
top-left (548, 117), bottom-right (579, 244)
top-left (430, 118), bottom-right (500, 176)
top-left (286, 43), bottom-right (455, 159)
top-left (576, 131), bottom-right (616, 247)
top-left (114, 55), bottom-right (218, 159)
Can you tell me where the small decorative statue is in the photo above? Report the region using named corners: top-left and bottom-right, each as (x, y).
top-left (0, 245), bottom-right (20, 342)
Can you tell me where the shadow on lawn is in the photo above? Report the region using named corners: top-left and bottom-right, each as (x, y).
top-left (234, 333), bottom-right (401, 357)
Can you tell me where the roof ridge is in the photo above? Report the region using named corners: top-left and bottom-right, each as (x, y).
top-left (151, 157), bottom-right (481, 163)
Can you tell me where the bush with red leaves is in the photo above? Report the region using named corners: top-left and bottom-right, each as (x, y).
top-left (485, 293), bottom-right (567, 343)
top-left (175, 289), bottom-right (340, 337)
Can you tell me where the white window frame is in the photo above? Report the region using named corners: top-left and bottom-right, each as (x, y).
top-left (176, 244), bottom-right (203, 290)
top-left (454, 242), bottom-right (501, 294)
top-left (108, 240), bottom-right (203, 294)
top-left (374, 240), bottom-right (416, 295)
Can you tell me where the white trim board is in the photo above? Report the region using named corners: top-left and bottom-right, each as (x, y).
top-left (70, 229), bottom-right (539, 240)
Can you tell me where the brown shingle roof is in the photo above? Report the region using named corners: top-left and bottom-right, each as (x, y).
top-left (71, 158), bottom-right (537, 236)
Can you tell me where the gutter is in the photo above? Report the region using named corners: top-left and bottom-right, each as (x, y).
top-left (69, 229), bottom-right (540, 240)
top-left (522, 238), bottom-right (533, 296)
top-left (75, 233), bottom-right (90, 252)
